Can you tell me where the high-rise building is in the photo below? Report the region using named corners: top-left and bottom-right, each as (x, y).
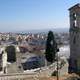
top-left (69, 3), bottom-right (80, 74)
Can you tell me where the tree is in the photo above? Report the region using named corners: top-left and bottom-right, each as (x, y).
top-left (5, 45), bottom-right (16, 63)
top-left (9, 36), bottom-right (16, 42)
top-left (45, 31), bottom-right (58, 63)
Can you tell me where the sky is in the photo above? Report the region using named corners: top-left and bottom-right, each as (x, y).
top-left (0, 0), bottom-right (79, 32)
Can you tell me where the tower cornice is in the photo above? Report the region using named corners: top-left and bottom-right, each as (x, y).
top-left (69, 3), bottom-right (80, 11)
top-left (69, 27), bottom-right (80, 32)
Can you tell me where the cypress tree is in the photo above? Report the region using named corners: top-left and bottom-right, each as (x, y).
top-left (5, 45), bottom-right (16, 63)
top-left (45, 31), bottom-right (58, 63)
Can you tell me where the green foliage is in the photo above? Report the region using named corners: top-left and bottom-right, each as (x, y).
top-left (51, 71), bottom-right (57, 76)
top-left (45, 31), bottom-right (58, 63)
top-left (5, 45), bottom-right (16, 63)
top-left (60, 60), bottom-right (66, 69)
top-left (65, 76), bottom-right (80, 80)
top-left (9, 36), bottom-right (16, 41)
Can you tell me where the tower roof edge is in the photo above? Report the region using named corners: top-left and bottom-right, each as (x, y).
top-left (69, 3), bottom-right (80, 11)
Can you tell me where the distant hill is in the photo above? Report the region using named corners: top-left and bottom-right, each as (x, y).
top-left (16, 28), bottom-right (69, 34)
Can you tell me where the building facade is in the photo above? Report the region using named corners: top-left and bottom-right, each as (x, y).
top-left (69, 3), bottom-right (80, 74)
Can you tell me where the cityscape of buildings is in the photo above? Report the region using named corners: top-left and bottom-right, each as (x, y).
top-left (0, 1), bottom-right (80, 80)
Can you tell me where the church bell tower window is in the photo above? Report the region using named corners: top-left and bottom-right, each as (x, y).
top-left (73, 13), bottom-right (77, 27)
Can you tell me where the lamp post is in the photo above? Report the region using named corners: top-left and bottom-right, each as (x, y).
top-left (56, 49), bottom-right (59, 80)
top-left (51, 40), bottom-right (59, 80)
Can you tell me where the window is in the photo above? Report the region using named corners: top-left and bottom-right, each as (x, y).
top-left (74, 20), bottom-right (77, 27)
top-left (73, 20), bottom-right (77, 27)
top-left (73, 13), bottom-right (77, 27)
top-left (73, 13), bottom-right (76, 20)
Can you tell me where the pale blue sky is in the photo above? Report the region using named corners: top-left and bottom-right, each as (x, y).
top-left (0, 0), bottom-right (79, 32)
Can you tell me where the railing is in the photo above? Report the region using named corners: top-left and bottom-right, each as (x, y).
top-left (0, 73), bottom-right (39, 80)
top-left (0, 62), bottom-right (61, 80)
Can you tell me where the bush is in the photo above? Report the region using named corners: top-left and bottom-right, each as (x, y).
top-left (65, 76), bottom-right (80, 80)
top-left (51, 70), bottom-right (58, 76)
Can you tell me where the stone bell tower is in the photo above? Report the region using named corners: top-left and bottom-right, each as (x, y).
top-left (69, 3), bottom-right (80, 74)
